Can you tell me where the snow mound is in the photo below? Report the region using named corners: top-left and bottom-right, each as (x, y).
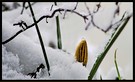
top-left (2, 18), bottom-right (89, 79)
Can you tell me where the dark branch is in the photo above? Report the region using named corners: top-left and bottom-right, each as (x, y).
top-left (93, 12), bottom-right (131, 33)
top-left (2, 20), bottom-right (33, 44)
top-left (85, 21), bottom-right (91, 30)
top-left (36, 8), bottom-right (88, 25)
top-left (63, 10), bottom-right (67, 19)
top-left (21, 2), bottom-right (26, 14)
top-left (63, 2), bottom-right (78, 19)
top-left (114, 2), bottom-right (120, 16)
top-left (27, 63), bottom-right (45, 78)
top-left (73, 2), bottom-right (78, 10)
top-left (93, 2), bottom-right (101, 13)
top-left (2, 8), bottom-right (88, 44)
top-left (84, 2), bottom-right (132, 33)
top-left (115, 2), bottom-right (119, 5)
top-left (25, 2), bottom-right (37, 9)
top-left (84, 2), bottom-right (91, 15)
top-left (50, 4), bottom-right (53, 11)
top-left (46, 18), bottom-right (48, 23)
top-left (2, 30), bottom-right (23, 44)
top-left (21, 2), bottom-right (37, 14)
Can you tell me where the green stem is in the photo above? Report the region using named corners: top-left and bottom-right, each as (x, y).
top-left (88, 16), bottom-right (131, 80)
top-left (114, 49), bottom-right (121, 80)
top-left (55, 2), bottom-right (62, 49)
top-left (100, 75), bottom-right (102, 80)
top-left (28, 2), bottom-right (50, 75)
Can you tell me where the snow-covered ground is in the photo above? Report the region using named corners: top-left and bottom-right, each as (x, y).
top-left (2, 2), bottom-right (133, 80)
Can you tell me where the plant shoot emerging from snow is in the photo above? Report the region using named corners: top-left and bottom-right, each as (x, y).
top-left (2, 2), bottom-right (133, 80)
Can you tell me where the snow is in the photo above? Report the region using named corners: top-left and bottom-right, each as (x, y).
top-left (93, 3), bottom-right (117, 31)
top-left (2, 35), bottom-right (90, 79)
top-left (2, 45), bottom-right (31, 80)
top-left (2, 2), bottom-right (133, 80)
top-left (59, 2), bottom-right (77, 9)
top-left (2, 40), bottom-right (90, 79)
top-left (2, 7), bottom-right (90, 79)
top-left (106, 67), bottom-right (124, 80)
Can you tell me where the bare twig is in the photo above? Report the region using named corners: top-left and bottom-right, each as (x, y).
top-left (2, 30), bottom-right (23, 44)
top-left (2, 20), bottom-right (29, 44)
top-left (114, 2), bottom-right (120, 16)
top-left (63, 9), bottom-right (67, 19)
top-left (21, 2), bottom-right (37, 14)
top-left (50, 4), bottom-right (53, 11)
top-left (91, 11), bottom-right (129, 33)
top-left (93, 2), bottom-right (101, 13)
top-left (28, 2), bottom-right (50, 76)
top-left (90, 14), bottom-right (105, 32)
top-left (21, 2), bottom-right (26, 14)
top-left (85, 21), bottom-right (91, 30)
top-left (46, 18), bottom-right (48, 23)
top-left (85, 2), bottom-right (103, 31)
top-left (73, 2), bottom-right (78, 10)
top-left (3, 3), bottom-right (132, 44)
top-left (25, 2), bottom-right (36, 9)
top-left (84, 2), bottom-right (91, 15)
top-left (84, 2), bottom-right (131, 33)
top-left (63, 2), bottom-right (78, 19)
top-left (2, 7), bottom-right (88, 44)
top-left (115, 2), bottom-right (119, 5)
top-left (13, 20), bottom-right (26, 30)
top-left (44, 8), bottom-right (88, 21)
top-left (104, 12), bottom-right (127, 32)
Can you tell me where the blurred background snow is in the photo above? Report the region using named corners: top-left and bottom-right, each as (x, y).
top-left (2, 2), bottom-right (133, 80)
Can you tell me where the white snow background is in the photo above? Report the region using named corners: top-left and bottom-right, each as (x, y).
top-left (2, 2), bottom-right (133, 80)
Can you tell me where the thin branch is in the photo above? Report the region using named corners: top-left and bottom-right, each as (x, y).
top-left (63, 9), bottom-right (67, 19)
top-left (73, 2), bottom-right (78, 10)
top-left (36, 8), bottom-right (88, 24)
top-left (84, 2), bottom-right (131, 33)
top-left (2, 20), bottom-right (29, 44)
top-left (2, 7), bottom-right (88, 44)
top-left (62, 2), bottom-right (78, 19)
top-left (85, 21), bottom-right (91, 30)
top-left (21, 2), bottom-right (37, 14)
top-left (21, 2), bottom-right (26, 14)
top-left (46, 18), bottom-right (48, 23)
top-left (115, 2), bottom-right (120, 16)
top-left (115, 2), bottom-right (119, 5)
top-left (25, 2), bottom-right (37, 9)
top-left (3, 3), bottom-right (131, 44)
top-left (93, 2), bottom-right (101, 13)
top-left (91, 11), bottom-right (129, 33)
top-left (85, 2), bottom-right (103, 31)
top-left (28, 2), bottom-right (50, 76)
top-left (50, 4), bottom-right (53, 11)
top-left (84, 2), bottom-right (91, 15)
top-left (104, 12), bottom-right (127, 32)
top-left (84, 2), bottom-right (101, 31)
top-left (2, 30), bottom-right (23, 44)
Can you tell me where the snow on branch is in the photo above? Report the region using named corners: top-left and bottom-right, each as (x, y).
top-left (2, 5), bottom-right (88, 44)
top-left (84, 2), bottom-right (132, 33)
top-left (2, 2), bottom-right (132, 44)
